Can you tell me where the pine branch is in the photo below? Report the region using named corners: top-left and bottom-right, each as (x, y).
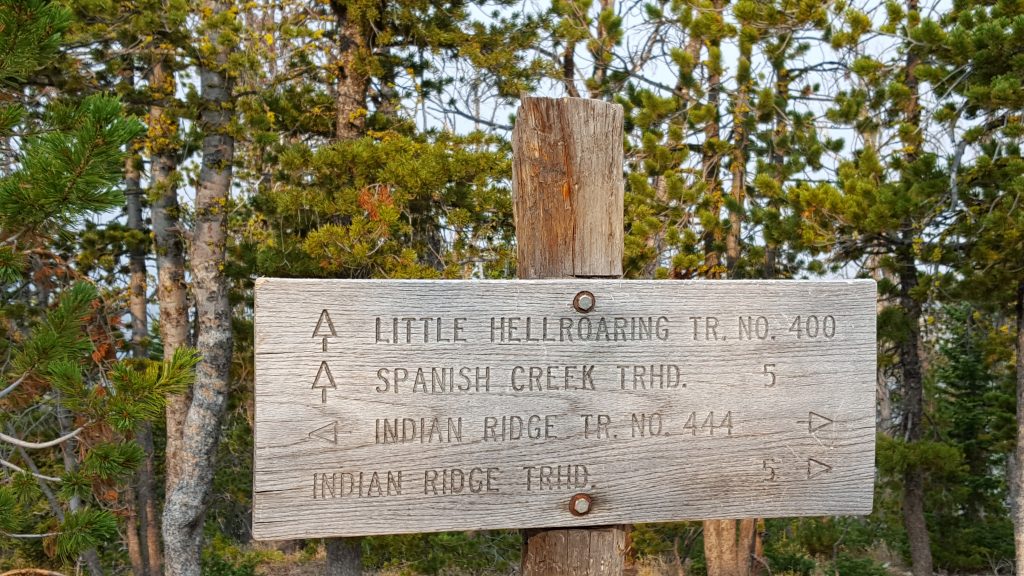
top-left (0, 531), bottom-right (61, 539)
top-left (0, 456), bottom-right (61, 481)
top-left (0, 427), bottom-right (83, 450)
top-left (0, 372), bottom-right (27, 399)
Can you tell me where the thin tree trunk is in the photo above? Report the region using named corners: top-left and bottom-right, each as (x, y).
top-left (897, 1), bottom-right (932, 571)
top-left (56, 404), bottom-right (103, 576)
top-left (325, 538), bottom-right (362, 575)
top-left (897, 239), bottom-right (932, 576)
top-left (137, 425), bottom-right (161, 575)
top-left (124, 147), bottom-right (151, 576)
top-left (700, 0), bottom-right (723, 277)
top-left (1012, 279), bottom-right (1024, 570)
top-left (162, 4), bottom-right (237, 575)
top-left (764, 34), bottom-right (790, 280)
top-left (561, 40), bottom-right (579, 98)
top-left (726, 24), bottom-right (752, 277)
top-left (588, 0), bottom-right (613, 99)
top-left (125, 499), bottom-right (145, 576)
top-left (330, 0), bottom-right (370, 140)
top-left (149, 47), bottom-right (190, 507)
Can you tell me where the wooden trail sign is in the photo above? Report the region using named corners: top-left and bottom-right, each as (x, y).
top-left (252, 278), bottom-right (876, 540)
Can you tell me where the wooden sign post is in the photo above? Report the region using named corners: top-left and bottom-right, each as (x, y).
top-left (251, 99), bottom-right (876, 575)
top-left (513, 97), bottom-right (631, 575)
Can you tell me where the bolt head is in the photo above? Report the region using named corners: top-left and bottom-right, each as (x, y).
top-left (569, 493), bottom-right (592, 516)
top-left (573, 291), bottom-right (596, 313)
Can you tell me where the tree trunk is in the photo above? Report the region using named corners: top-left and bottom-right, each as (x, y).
top-left (896, 1), bottom-right (932, 571)
top-left (703, 6), bottom-right (758, 568)
top-left (700, 0), bottom-right (723, 277)
top-left (703, 519), bottom-right (760, 576)
top-left (513, 97), bottom-right (631, 576)
top-left (725, 24), bottom-right (752, 277)
top-left (148, 46), bottom-right (190, 506)
top-left (763, 34), bottom-right (790, 281)
top-left (137, 425), bottom-right (161, 575)
top-left (56, 404), bottom-right (103, 576)
top-left (329, 0), bottom-right (370, 140)
top-left (897, 239), bottom-right (932, 576)
top-left (125, 489), bottom-right (145, 576)
top-left (325, 538), bottom-right (362, 575)
top-left (124, 146), bottom-right (155, 576)
top-left (1012, 280), bottom-right (1024, 570)
top-left (161, 4), bottom-right (237, 575)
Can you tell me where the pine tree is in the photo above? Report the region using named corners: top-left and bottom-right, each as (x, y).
top-left (0, 4), bottom-right (199, 574)
top-left (917, 0), bottom-right (1024, 566)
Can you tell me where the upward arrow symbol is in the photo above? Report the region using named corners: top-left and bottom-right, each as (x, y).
top-left (312, 361), bottom-right (336, 403)
top-left (312, 309), bottom-right (337, 351)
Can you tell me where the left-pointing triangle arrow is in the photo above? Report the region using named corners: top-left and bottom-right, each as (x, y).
top-left (309, 421), bottom-right (338, 445)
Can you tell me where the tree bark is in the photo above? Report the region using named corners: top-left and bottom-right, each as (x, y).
top-left (897, 1), bottom-right (932, 572)
top-left (513, 97), bottom-right (631, 576)
top-left (148, 45), bottom-right (190, 507)
top-left (725, 26), bottom-right (751, 277)
top-left (1012, 279), bottom-right (1024, 570)
top-left (137, 425), bottom-right (161, 575)
top-left (325, 538), bottom-right (362, 575)
top-left (763, 33), bottom-right (790, 280)
top-left (329, 0), bottom-right (370, 140)
top-left (161, 4), bottom-right (237, 576)
top-left (897, 238), bottom-right (932, 576)
top-left (55, 404), bottom-right (103, 576)
top-left (124, 146), bottom-right (153, 576)
top-left (700, 0), bottom-right (723, 277)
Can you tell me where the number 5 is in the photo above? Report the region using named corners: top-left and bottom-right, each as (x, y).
top-left (763, 363), bottom-right (776, 387)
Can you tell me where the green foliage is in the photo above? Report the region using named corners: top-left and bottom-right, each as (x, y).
top-left (0, 486), bottom-right (20, 533)
top-left (10, 282), bottom-right (97, 377)
top-left (827, 553), bottom-right (889, 576)
top-left (0, 95), bottom-right (144, 238)
top-left (243, 130), bottom-right (514, 280)
top-left (363, 530), bottom-right (520, 575)
top-left (55, 508), bottom-right (118, 561)
top-left (0, 0), bottom-right (71, 86)
top-left (3, 0), bottom-right (1023, 572)
top-left (199, 534), bottom-right (274, 576)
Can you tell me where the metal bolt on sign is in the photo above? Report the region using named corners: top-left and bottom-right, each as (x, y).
top-left (573, 291), bottom-right (595, 314)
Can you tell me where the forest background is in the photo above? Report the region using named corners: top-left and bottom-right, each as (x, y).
top-left (1, 0), bottom-right (1023, 574)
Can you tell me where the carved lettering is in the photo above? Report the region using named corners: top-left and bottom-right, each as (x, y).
top-left (375, 417), bottom-right (463, 444)
top-left (423, 467), bottom-right (499, 495)
top-left (483, 415), bottom-right (559, 441)
top-left (522, 464), bottom-right (589, 491)
top-left (313, 471), bottom-right (403, 499)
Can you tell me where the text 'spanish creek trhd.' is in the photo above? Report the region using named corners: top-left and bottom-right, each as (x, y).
top-left (252, 279), bottom-right (876, 539)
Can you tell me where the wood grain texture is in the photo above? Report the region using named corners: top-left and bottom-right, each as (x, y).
top-left (514, 95), bottom-right (629, 575)
top-left (512, 97), bottom-right (624, 278)
top-left (252, 279), bottom-right (876, 540)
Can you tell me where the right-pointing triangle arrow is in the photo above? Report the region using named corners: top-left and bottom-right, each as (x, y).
top-left (808, 412), bottom-right (834, 433)
top-left (798, 411), bottom-right (834, 433)
top-left (807, 458), bottom-right (833, 479)
top-left (309, 421), bottom-right (338, 445)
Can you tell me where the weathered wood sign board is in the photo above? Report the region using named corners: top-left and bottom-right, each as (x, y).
top-left (252, 279), bottom-right (876, 540)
